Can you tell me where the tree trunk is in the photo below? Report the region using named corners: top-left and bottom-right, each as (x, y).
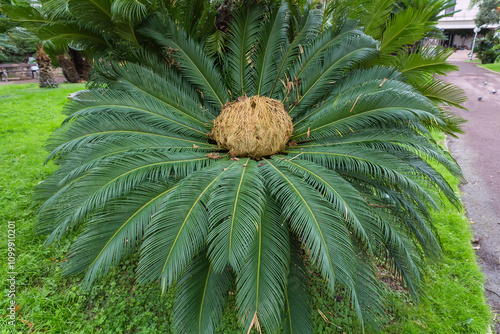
top-left (215, 0), bottom-right (236, 33)
top-left (68, 48), bottom-right (91, 81)
top-left (35, 45), bottom-right (58, 88)
top-left (57, 54), bottom-right (80, 83)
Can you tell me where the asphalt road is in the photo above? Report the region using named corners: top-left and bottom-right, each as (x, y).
top-left (446, 60), bottom-right (500, 332)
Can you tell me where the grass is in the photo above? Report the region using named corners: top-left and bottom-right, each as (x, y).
top-left (0, 83), bottom-right (493, 333)
top-left (478, 63), bottom-right (500, 73)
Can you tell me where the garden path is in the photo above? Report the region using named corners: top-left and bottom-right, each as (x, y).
top-left (446, 60), bottom-right (500, 333)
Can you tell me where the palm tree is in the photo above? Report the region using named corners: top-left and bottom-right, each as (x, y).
top-left (37, 3), bottom-right (462, 333)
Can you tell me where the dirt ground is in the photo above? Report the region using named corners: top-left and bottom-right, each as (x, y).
top-left (446, 60), bottom-right (500, 333)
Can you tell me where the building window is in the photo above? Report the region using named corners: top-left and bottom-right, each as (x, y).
top-left (445, 5), bottom-right (456, 15)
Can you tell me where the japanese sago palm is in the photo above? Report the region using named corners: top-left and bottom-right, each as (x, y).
top-left (37, 3), bottom-right (463, 333)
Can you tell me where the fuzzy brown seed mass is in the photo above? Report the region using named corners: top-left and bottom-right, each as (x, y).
top-left (210, 95), bottom-right (293, 159)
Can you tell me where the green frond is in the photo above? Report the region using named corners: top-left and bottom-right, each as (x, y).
top-left (268, 7), bottom-right (322, 98)
top-left (288, 35), bottom-right (377, 118)
top-left (39, 0), bottom-right (70, 21)
top-left (361, 0), bottom-right (395, 39)
top-left (204, 30), bottom-right (226, 58)
top-left (261, 159), bottom-right (382, 329)
top-left (62, 89), bottom-right (208, 138)
top-left (111, 0), bottom-right (147, 22)
top-left (292, 69), bottom-right (407, 127)
top-left (374, 209), bottom-right (426, 298)
top-left (141, 19), bottom-right (229, 108)
top-left (207, 159), bottom-right (266, 273)
top-left (36, 23), bottom-right (109, 52)
top-left (93, 61), bottom-right (212, 121)
top-left (261, 161), bottom-right (358, 299)
top-left (292, 89), bottom-right (441, 143)
top-left (1, 3), bottom-right (49, 28)
top-left (282, 147), bottom-right (439, 209)
top-left (173, 251), bottom-right (233, 334)
top-left (63, 182), bottom-right (178, 287)
top-left (252, 4), bottom-right (290, 97)
top-left (38, 152), bottom-right (213, 244)
top-left (137, 160), bottom-right (235, 289)
top-left (67, 0), bottom-right (113, 32)
top-left (295, 128), bottom-right (462, 179)
top-left (349, 248), bottom-right (385, 330)
top-left (377, 8), bottom-right (434, 59)
top-left (282, 237), bottom-right (313, 334)
top-left (236, 196), bottom-right (289, 333)
top-left (287, 20), bottom-right (364, 83)
top-left (226, 5), bottom-right (264, 96)
top-left (414, 79), bottom-right (468, 110)
top-left (271, 156), bottom-right (375, 252)
top-left (394, 46), bottom-right (458, 83)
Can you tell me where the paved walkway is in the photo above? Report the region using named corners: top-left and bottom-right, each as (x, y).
top-left (446, 60), bottom-right (500, 333)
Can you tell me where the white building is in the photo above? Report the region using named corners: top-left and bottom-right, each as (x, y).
top-left (436, 0), bottom-right (497, 49)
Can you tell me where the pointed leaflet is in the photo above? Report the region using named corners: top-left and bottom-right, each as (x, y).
top-left (207, 159), bottom-right (266, 273)
top-left (173, 251), bottom-right (233, 334)
top-left (236, 197), bottom-right (289, 334)
top-left (137, 160), bottom-right (235, 289)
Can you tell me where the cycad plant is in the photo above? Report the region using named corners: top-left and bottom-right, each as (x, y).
top-left (38, 3), bottom-right (462, 333)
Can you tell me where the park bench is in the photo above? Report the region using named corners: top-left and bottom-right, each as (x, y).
top-left (0, 63), bottom-right (39, 82)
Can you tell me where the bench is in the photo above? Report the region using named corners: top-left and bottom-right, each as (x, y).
top-left (0, 63), bottom-right (39, 82)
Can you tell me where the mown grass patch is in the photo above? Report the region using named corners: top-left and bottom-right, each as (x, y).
top-left (478, 63), bottom-right (500, 73)
top-left (0, 84), bottom-right (492, 333)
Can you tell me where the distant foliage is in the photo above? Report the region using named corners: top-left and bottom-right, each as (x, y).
top-left (475, 0), bottom-right (500, 27)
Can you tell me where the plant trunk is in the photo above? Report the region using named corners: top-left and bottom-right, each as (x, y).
top-left (68, 48), bottom-right (91, 81)
top-left (35, 45), bottom-right (58, 88)
top-left (57, 54), bottom-right (80, 83)
top-left (215, 0), bottom-right (236, 33)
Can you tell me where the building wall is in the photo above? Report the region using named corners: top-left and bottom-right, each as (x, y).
top-left (437, 0), bottom-right (479, 29)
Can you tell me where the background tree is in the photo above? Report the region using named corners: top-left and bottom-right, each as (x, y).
top-left (475, 0), bottom-right (500, 26)
top-left (0, 4), bottom-right (36, 62)
top-left (35, 43), bottom-right (58, 87)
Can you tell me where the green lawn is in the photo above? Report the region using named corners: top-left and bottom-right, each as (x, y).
top-left (0, 83), bottom-right (493, 333)
top-left (478, 63), bottom-right (500, 73)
